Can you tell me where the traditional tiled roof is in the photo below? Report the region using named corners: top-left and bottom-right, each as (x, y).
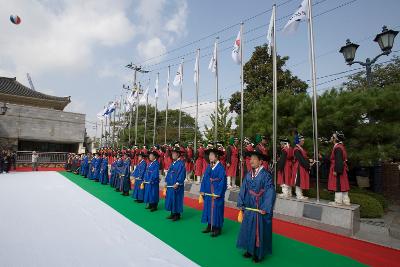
top-left (0, 77), bottom-right (71, 110)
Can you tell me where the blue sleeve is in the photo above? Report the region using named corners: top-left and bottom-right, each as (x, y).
top-left (213, 166), bottom-right (227, 197)
top-left (200, 165), bottom-right (211, 193)
top-left (140, 163), bottom-right (147, 179)
top-left (176, 161), bottom-right (186, 184)
top-left (237, 176), bottom-right (247, 210)
top-left (261, 171), bottom-right (276, 215)
top-left (150, 163), bottom-right (160, 183)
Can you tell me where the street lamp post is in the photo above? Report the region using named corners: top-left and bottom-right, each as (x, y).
top-left (339, 25), bottom-right (398, 86)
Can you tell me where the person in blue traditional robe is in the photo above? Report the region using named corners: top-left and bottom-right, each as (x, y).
top-left (88, 154), bottom-right (95, 180)
top-left (112, 156), bottom-right (123, 189)
top-left (131, 152), bottom-right (147, 203)
top-left (200, 147), bottom-right (227, 237)
top-left (93, 154), bottom-right (101, 182)
top-left (109, 158), bottom-right (118, 188)
top-left (164, 147), bottom-right (186, 221)
top-left (236, 151), bottom-right (276, 263)
top-left (114, 155), bottom-right (128, 192)
top-left (143, 150), bottom-right (160, 212)
top-left (99, 154), bottom-right (109, 185)
top-left (120, 155), bottom-right (132, 196)
top-left (80, 154), bottom-right (88, 177)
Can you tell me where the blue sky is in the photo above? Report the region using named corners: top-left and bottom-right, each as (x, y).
top-left (1, 0), bottom-right (399, 138)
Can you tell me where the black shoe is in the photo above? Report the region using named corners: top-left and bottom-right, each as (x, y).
top-left (211, 228), bottom-right (221, 237)
top-left (150, 206), bottom-right (158, 212)
top-left (145, 205), bottom-right (151, 209)
top-left (252, 256), bottom-right (260, 263)
top-left (202, 224), bottom-right (211, 233)
top-left (137, 200), bottom-right (144, 203)
top-left (243, 252), bottom-right (252, 258)
top-left (134, 199), bottom-right (139, 203)
top-left (172, 214), bottom-right (181, 221)
top-left (115, 189), bottom-right (120, 192)
top-left (166, 213), bottom-right (174, 219)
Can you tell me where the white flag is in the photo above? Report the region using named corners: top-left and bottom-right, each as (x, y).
top-left (155, 76), bottom-right (159, 99)
top-left (283, 0), bottom-right (308, 34)
top-left (173, 60), bottom-right (183, 86)
top-left (267, 10), bottom-right (274, 55)
top-left (97, 107), bottom-right (108, 120)
top-left (127, 90), bottom-right (137, 106)
top-left (194, 51), bottom-right (199, 85)
top-left (140, 86), bottom-right (149, 103)
top-left (208, 41), bottom-right (217, 73)
top-left (231, 30), bottom-right (241, 64)
top-left (166, 68), bottom-right (170, 96)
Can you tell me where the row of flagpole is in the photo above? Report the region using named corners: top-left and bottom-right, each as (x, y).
top-left (95, 0), bottom-right (320, 200)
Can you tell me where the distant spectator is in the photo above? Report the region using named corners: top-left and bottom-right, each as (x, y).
top-left (32, 151), bottom-right (39, 171)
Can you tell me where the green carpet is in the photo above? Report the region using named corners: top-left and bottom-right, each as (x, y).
top-left (61, 172), bottom-right (365, 267)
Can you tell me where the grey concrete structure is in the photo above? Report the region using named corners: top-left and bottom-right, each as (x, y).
top-left (0, 103), bottom-right (85, 151)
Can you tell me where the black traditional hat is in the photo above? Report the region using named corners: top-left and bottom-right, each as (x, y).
top-left (333, 131), bottom-right (345, 142)
top-left (148, 150), bottom-right (160, 158)
top-left (279, 137), bottom-right (290, 144)
top-left (171, 147), bottom-right (182, 154)
top-left (205, 147), bottom-right (224, 157)
top-left (248, 150), bottom-right (268, 161)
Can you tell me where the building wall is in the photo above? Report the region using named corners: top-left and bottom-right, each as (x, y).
top-left (0, 103), bottom-right (85, 150)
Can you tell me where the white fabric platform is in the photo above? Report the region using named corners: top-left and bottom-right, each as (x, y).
top-left (0, 171), bottom-right (197, 267)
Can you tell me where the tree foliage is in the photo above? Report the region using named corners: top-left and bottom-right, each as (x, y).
top-left (204, 99), bottom-right (233, 145)
top-left (229, 44), bottom-right (308, 113)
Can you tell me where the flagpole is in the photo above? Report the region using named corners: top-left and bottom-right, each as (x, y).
top-left (307, 0), bottom-right (320, 202)
top-left (214, 37), bottom-right (219, 143)
top-left (153, 72), bottom-right (159, 146)
top-left (165, 66), bottom-right (170, 145)
top-left (112, 100), bottom-right (116, 148)
top-left (144, 78), bottom-right (150, 145)
top-left (178, 59), bottom-right (184, 141)
top-left (272, 5), bottom-right (278, 189)
top-left (135, 83), bottom-right (140, 145)
top-left (239, 23), bottom-right (245, 186)
top-left (194, 49), bottom-right (200, 156)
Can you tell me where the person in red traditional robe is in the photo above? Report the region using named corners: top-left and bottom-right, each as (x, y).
top-left (163, 145), bottom-right (173, 176)
top-left (277, 138), bottom-right (293, 197)
top-left (243, 137), bottom-right (255, 179)
top-left (292, 134), bottom-right (313, 200)
top-left (328, 131), bottom-right (350, 206)
top-left (255, 135), bottom-right (270, 170)
top-left (185, 142), bottom-right (194, 181)
top-left (226, 137), bottom-right (240, 189)
top-left (194, 142), bottom-right (206, 184)
top-left (217, 141), bottom-right (226, 169)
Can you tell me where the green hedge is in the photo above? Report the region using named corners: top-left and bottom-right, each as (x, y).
top-left (349, 193), bottom-right (384, 218)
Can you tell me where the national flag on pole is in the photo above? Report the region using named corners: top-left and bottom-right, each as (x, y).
top-left (231, 30), bottom-right (241, 64)
top-left (155, 76), bottom-right (159, 99)
top-left (127, 90), bottom-right (137, 106)
top-left (194, 51), bottom-right (199, 85)
top-left (166, 68), bottom-right (170, 96)
top-left (97, 107), bottom-right (108, 120)
top-left (140, 86), bottom-right (149, 103)
top-left (283, 0), bottom-right (309, 34)
top-left (173, 60), bottom-right (183, 86)
top-left (267, 10), bottom-right (275, 55)
top-left (208, 41), bottom-right (217, 73)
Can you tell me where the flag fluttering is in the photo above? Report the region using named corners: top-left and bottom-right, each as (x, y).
top-left (155, 76), bottom-right (159, 99)
top-left (194, 51), bottom-right (199, 85)
top-left (267, 10), bottom-right (275, 55)
top-left (283, 0), bottom-right (309, 34)
top-left (173, 60), bottom-right (183, 86)
top-left (208, 41), bottom-right (218, 73)
top-left (231, 30), bottom-right (241, 64)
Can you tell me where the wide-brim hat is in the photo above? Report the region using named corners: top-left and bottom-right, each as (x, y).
top-left (248, 150), bottom-right (268, 161)
top-left (137, 152), bottom-right (148, 158)
top-left (205, 148), bottom-right (224, 157)
top-left (333, 131), bottom-right (345, 142)
top-left (279, 137), bottom-right (290, 144)
top-left (171, 147), bottom-right (182, 154)
top-left (148, 150), bottom-right (160, 158)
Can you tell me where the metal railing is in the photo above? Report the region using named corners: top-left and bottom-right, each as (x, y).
top-left (17, 151), bottom-right (69, 163)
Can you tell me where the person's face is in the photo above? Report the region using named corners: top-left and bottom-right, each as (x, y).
top-left (172, 151), bottom-right (179, 160)
top-left (209, 152), bottom-right (217, 162)
top-left (149, 154), bottom-right (156, 161)
top-left (250, 155), bottom-right (261, 169)
top-left (138, 155), bottom-right (143, 161)
top-left (262, 138), bottom-right (267, 144)
top-left (234, 140), bottom-right (239, 145)
top-left (299, 139), bottom-right (305, 146)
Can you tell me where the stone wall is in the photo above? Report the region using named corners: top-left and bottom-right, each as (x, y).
top-left (0, 103), bottom-right (85, 146)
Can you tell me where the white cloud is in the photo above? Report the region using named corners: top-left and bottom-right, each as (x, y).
top-left (0, 0), bottom-right (136, 75)
top-left (136, 37), bottom-right (167, 63)
top-left (165, 0), bottom-right (188, 37)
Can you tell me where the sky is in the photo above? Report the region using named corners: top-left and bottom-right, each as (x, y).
top-left (0, 0), bottom-right (399, 138)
